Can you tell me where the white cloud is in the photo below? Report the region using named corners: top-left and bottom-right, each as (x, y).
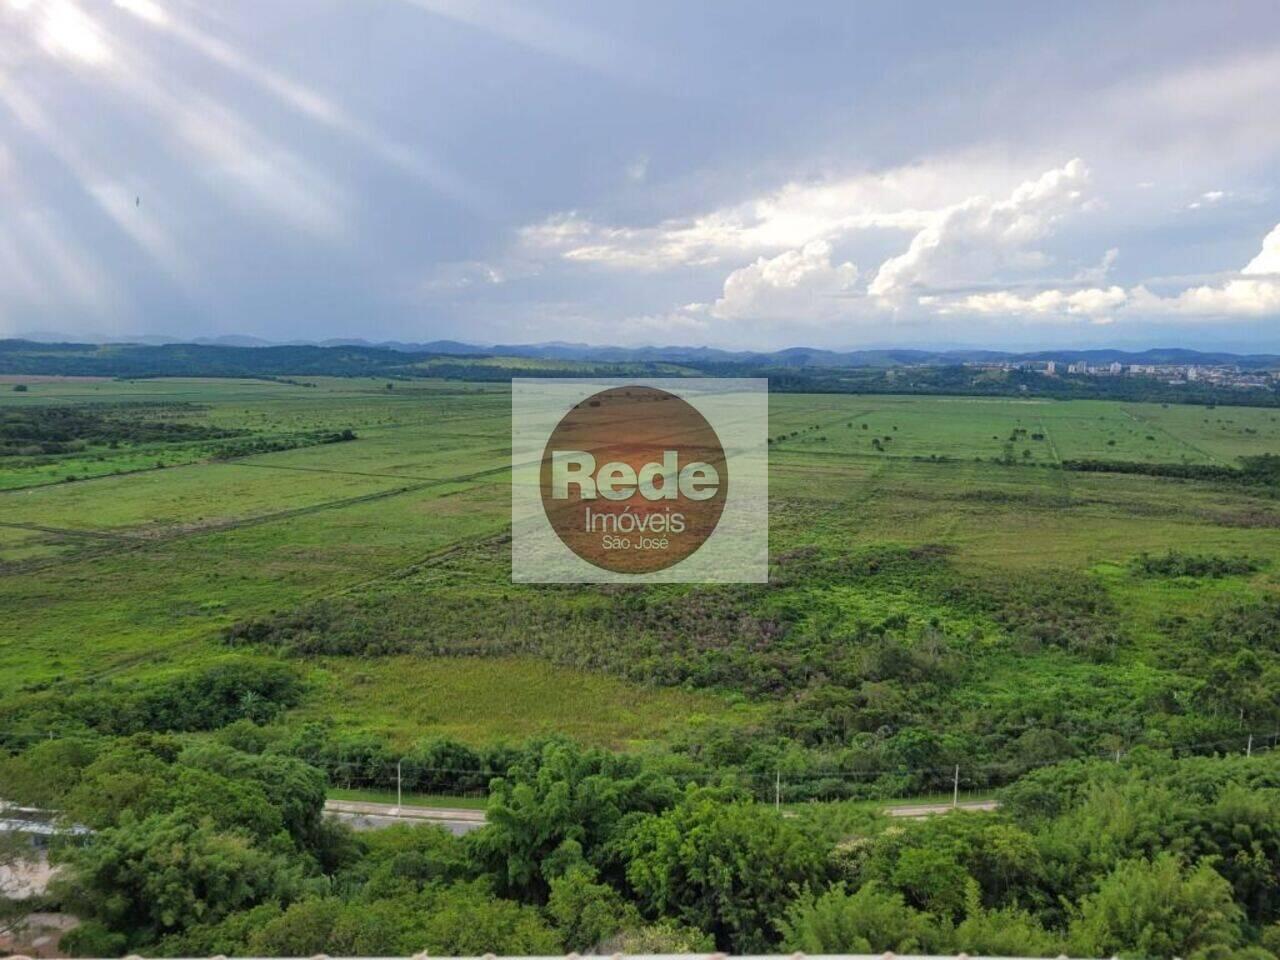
top-left (1123, 222), bottom-right (1280, 318)
top-left (518, 149), bottom-right (1273, 340)
top-left (952, 285), bottom-right (1127, 320)
top-left (868, 159), bottom-right (1092, 300)
top-left (518, 156), bottom-right (1027, 271)
top-left (1188, 190), bottom-right (1230, 210)
top-left (1243, 223), bottom-right (1280, 276)
top-left (931, 221), bottom-right (1280, 323)
top-left (711, 240), bottom-right (858, 321)
top-left (1148, 279), bottom-right (1280, 316)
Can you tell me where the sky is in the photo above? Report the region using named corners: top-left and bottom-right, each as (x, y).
top-left (0, 1), bottom-right (1278, 351)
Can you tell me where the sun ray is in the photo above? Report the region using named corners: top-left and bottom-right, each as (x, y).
top-left (110, 0), bottom-right (490, 214)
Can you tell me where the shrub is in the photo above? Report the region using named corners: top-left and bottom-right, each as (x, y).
top-left (1068, 853), bottom-right (1244, 958)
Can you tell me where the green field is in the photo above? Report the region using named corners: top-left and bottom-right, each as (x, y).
top-left (3, 378), bottom-right (1280, 764)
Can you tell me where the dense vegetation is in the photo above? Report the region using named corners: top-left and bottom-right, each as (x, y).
top-left (214, 537), bottom-right (1280, 800)
top-left (1130, 551), bottom-right (1264, 579)
top-left (4, 730), bottom-right (1280, 958)
top-left (1064, 454), bottom-right (1280, 485)
top-left (0, 404), bottom-right (239, 456)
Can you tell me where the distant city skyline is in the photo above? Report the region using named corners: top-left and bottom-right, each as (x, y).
top-left (0, 1), bottom-right (1277, 350)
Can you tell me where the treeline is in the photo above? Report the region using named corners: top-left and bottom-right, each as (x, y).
top-left (4, 730), bottom-right (1280, 958)
top-left (0, 403), bottom-right (240, 456)
top-left (0, 340), bottom-right (666, 382)
top-left (209, 428), bottom-right (356, 460)
top-left (0, 400), bottom-right (357, 466)
top-left (0, 659), bottom-right (304, 747)
top-left (1063, 453), bottom-right (1280, 485)
top-left (0, 340), bottom-right (433, 378)
top-left (1130, 551), bottom-right (1263, 578)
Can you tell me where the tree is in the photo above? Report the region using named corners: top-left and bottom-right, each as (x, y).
top-left (247, 883), bottom-right (561, 957)
top-left (778, 882), bottom-right (946, 954)
top-left (623, 788), bottom-right (827, 951)
top-left (1068, 853), bottom-right (1244, 958)
top-left (889, 846), bottom-right (975, 920)
top-left (547, 865), bottom-right (640, 951)
top-left (177, 743), bottom-right (327, 850)
top-left (472, 740), bottom-right (677, 900)
top-left (55, 812), bottom-right (305, 946)
top-left (342, 823), bottom-right (472, 898)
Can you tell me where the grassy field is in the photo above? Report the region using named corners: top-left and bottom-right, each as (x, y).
top-left (4, 378), bottom-right (1280, 763)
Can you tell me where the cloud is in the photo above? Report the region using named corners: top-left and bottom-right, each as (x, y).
top-left (1075, 247), bottom-right (1119, 284)
top-left (1188, 190), bottom-right (1229, 210)
top-left (519, 153), bottom-right (1274, 340)
top-left (950, 285), bottom-right (1128, 321)
top-left (711, 240), bottom-right (858, 321)
top-left (1243, 222), bottom-right (1280, 276)
top-left (868, 159), bottom-right (1092, 300)
top-left (517, 157), bottom-right (1014, 271)
top-left (418, 260), bottom-right (508, 291)
top-left (1140, 278), bottom-right (1280, 316)
top-left (520, 158), bottom-right (1110, 333)
top-left (518, 212), bottom-right (728, 270)
top-left (932, 221), bottom-right (1280, 323)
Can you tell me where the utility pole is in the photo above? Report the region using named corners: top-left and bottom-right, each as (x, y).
top-left (952, 765), bottom-right (959, 808)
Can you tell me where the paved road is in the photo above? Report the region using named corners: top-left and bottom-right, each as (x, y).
top-left (324, 796), bottom-right (998, 832)
top-left (884, 799), bottom-right (1000, 818)
top-left (323, 799), bottom-right (486, 835)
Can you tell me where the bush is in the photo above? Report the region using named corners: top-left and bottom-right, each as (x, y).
top-left (55, 811), bottom-right (306, 945)
top-left (1068, 853), bottom-right (1244, 958)
top-left (248, 883), bottom-right (560, 956)
top-left (547, 866), bottom-right (640, 950)
top-left (778, 882), bottom-right (947, 954)
top-left (1130, 551), bottom-right (1262, 578)
top-left (60, 920), bottom-right (127, 958)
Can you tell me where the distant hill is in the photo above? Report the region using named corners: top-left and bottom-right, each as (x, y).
top-left (10, 332), bottom-right (1280, 370)
top-left (4, 337), bottom-right (1280, 377)
top-left (4, 337), bottom-right (1280, 410)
